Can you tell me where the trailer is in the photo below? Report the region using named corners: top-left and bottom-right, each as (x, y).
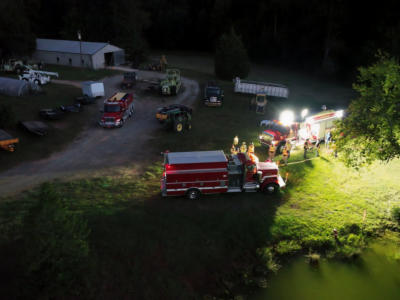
top-left (82, 81), bottom-right (105, 98)
top-left (298, 109), bottom-right (344, 143)
top-left (234, 77), bottom-right (289, 98)
top-left (161, 150), bottom-right (285, 200)
top-left (0, 130), bottom-right (19, 152)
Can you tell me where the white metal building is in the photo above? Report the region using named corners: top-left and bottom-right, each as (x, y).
top-left (33, 39), bottom-right (125, 69)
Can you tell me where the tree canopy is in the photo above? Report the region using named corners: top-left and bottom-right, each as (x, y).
top-left (215, 28), bottom-right (250, 80)
top-left (2, 0), bottom-right (400, 74)
top-left (334, 53), bottom-right (400, 168)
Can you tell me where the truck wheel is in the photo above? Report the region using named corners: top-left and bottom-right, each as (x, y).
top-left (34, 79), bottom-right (40, 85)
top-left (174, 122), bottom-right (184, 133)
top-left (186, 189), bottom-right (200, 200)
top-left (118, 119), bottom-right (124, 128)
top-left (263, 183), bottom-right (279, 195)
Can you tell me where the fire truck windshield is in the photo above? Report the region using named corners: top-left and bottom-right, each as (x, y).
top-left (104, 105), bottom-right (121, 112)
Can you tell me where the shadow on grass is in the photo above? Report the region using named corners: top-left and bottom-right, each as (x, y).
top-left (0, 174), bottom-right (283, 299)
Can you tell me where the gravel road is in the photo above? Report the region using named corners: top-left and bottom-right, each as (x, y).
top-left (0, 68), bottom-right (199, 196)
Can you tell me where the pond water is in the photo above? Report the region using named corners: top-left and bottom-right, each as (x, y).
top-left (253, 240), bottom-right (400, 300)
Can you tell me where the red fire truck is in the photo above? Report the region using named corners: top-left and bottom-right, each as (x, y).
top-left (99, 92), bottom-right (134, 128)
top-left (259, 120), bottom-right (292, 153)
top-left (161, 150), bottom-right (285, 200)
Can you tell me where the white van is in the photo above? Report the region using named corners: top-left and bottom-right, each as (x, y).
top-left (81, 81), bottom-right (105, 98)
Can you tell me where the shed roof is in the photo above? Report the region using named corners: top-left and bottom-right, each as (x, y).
top-left (167, 151), bottom-right (227, 165)
top-left (36, 38), bottom-right (111, 55)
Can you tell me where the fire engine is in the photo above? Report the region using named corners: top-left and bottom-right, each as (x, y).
top-left (259, 120), bottom-right (292, 153)
top-left (161, 150), bottom-right (286, 200)
top-left (298, 109), bottom-right (343, 143)
top-left (99, 92), bottom-right (134, 128)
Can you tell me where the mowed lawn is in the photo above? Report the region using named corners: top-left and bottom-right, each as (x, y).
top-left (1, 55), bottom-right (399, 299)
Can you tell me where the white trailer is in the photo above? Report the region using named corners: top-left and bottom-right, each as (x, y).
top-left (234, 77), bottom-right (289, 98)
top-left (82, 81), bottom-right (105, 98)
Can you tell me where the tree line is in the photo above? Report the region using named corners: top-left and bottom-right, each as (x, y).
top-left (1, 0), bottom-right (400, 74)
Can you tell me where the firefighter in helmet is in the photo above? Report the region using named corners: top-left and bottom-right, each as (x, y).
top-left (268, 143), bottom-right (276, 161)
top-left (248, 142), bottom-right (255, 154)
top-left (282, 146), bottom-right (289, 165)
top-left (233, 135), bottom-right (239, 152)
top-left (240, 142), bottom-right (247, 153)
top-left (230, 144), bottom-right (237, 155)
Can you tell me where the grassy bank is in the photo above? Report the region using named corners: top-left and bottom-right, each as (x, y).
top-left (0, 84), bottom-right (98, 171)
top-left (1, 154), bottom-right (399, 298)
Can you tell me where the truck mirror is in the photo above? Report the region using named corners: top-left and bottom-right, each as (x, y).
top-left (100, 110), bottom-right (104, 113)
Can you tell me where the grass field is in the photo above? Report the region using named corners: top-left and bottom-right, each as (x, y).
top-left (0, 84), bottom-right (98, 171)
top-left (45, 64), bottom-right (122, 81)
top-left (0, 64), bottom-right (122, 82)
top-left (1, 54), bottom-right (399, 299)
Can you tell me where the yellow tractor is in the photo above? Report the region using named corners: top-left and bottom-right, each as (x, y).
top-left (249, 93), bottom-right (267, 114)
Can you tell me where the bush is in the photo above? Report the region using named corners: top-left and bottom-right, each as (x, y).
top-left (0, 104), bottom-right (15, 128)
top-left (215, 28), bottom-right (250, 80)
top-left (391, 207), bottom-right (400, 223)
top-left (21, 184), bottom-right (90, 298)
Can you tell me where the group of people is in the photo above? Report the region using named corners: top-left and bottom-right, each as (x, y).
top-left (303, 130), bottom-right (337, 159)
top-left (230, 136), bottom-right (254, 155)
top-left (268, 140), bottom-right (292, 165)
top-left (230, 135), bottom-right (293, 166)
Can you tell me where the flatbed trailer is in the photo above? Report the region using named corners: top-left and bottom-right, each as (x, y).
top-left (234, 77), bottom-right (289, 98)
top-left (0, 130), bottom-right (19, 152)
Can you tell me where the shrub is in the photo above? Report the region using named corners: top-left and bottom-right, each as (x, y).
top-left (391, 207), bottom-right (400, 223)
top-left (215, 28), bottom-right (250, 80)
top-left (21, 184), bottom-right (90, 297)
top-left (0, 104), bottom-right (15, 128)
top-left (275, 240), bottom-right (302, 255)
top-left (339, 223), bottom-right (361, 235)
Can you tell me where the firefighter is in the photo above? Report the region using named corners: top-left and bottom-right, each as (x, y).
top-left (233, 135), bottom-right (239, 147)
top-left (160, 55), bottom-right (168, 71)
top-left (331, 141), bottom-right (337, 158)
top-left (248, 142), bottom-right (255, 154)
top-left (240, 142), bottom-right (247, 153)
top-left (315, 139), bottom-right (321, 157)
top-left (285, 140), bottom-right (292, 158)
top-left (282, 146), bottom-right (289, 165)
top-left (230, 144), bottom-right (237, 155)
top-left (268, 143), bottom-right (276, 161)
top-left (325, 130), bottom-right (331, 149)
top-left (303, 139), bottom-right (309, 159)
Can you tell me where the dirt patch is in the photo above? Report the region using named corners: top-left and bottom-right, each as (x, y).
top-left (0, 68), bottom-right (199, 197)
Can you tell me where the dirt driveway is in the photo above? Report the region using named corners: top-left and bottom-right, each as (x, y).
top-left (0, 68), bottom-right (199, 196)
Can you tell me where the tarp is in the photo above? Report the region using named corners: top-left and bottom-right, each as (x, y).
top-left (0, 77), bottom-right (29, 96)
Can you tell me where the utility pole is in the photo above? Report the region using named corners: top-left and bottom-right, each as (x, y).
top-left (78, 30), bottom-right (82, 67)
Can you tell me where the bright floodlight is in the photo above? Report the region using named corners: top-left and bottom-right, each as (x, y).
top-left (336, 110), bottom-right (344, 118)
top-left (279, 110), bottom-right (295, 126)
top-left (301, 108), bottom-right (309, 119)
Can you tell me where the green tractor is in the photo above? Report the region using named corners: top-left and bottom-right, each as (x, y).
top-left (160, 69), bottom-right (182, 96)
top-left (156, 104), bottom-right (192, 133)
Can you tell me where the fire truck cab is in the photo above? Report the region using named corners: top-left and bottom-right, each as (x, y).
top-left (161, 150), bottom-right (285, 200)
top-left (99, 92), bottom-right (134, 128)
